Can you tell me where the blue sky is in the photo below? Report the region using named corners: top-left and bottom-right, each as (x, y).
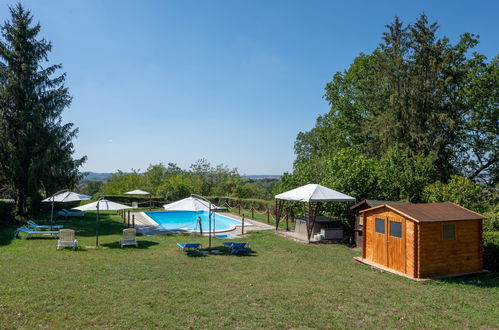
top-left (3, 1), bottom-right (498, 174)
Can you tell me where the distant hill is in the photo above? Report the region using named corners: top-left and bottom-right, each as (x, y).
top-left (243, 175), bottom-right (281, 180)
top-left (81, 172), bottom-right (115, 182)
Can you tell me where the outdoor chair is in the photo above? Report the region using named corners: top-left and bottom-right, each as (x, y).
top-left (14, 227), bottom-right (59, 239)
top-left (223, 242), bottom-right (250, 254)
top-left (176, 243), bottom-right (202, 254)
top-left (27, 220), bottom-right (63, 230)
top-left (57, 209), bottom-right (85, 218)
top-left (57, 229), bottom-right (78, 250)
top-left (120, 228), bottom-right (138, 248)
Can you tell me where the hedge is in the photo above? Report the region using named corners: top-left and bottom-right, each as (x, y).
top-left (0, 199), bottom-right (15, 225)
top-left (483, 231), bottom-right (499, 272)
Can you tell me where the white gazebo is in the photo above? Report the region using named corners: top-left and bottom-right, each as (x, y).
top-left (274, 184), bottom-right (356, 242)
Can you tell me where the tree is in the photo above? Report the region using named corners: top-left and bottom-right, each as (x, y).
top-left (0, 4), bottom-right (85, 215)
top-left (80, 180), bottom-right (103, 197)
top-left (289, 14), bottom-right (497, 204)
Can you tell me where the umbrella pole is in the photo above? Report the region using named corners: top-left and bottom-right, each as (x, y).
top-left (209, 211), bottom-right (212, 250)
top-left (50, 199), bottom-right (54, 231)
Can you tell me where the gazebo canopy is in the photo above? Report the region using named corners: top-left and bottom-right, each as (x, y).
top-left (275, 184), bottom-right (355, 203)
top-left (124, 189), bottom-right (150, 195)
top-left (163, 196), bottom-right (218, 212)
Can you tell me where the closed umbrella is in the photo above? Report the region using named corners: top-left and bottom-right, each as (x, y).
top-left (73, 198), bottom-right (132, 247)
top-left (42, 190), bottom-right (92, 229)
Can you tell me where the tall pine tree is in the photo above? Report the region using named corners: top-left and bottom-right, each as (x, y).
top-left (0, 4), bottom-right (86, 215)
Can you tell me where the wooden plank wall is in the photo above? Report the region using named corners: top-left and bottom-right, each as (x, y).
top-left (364, 215), bottom-right (373, 260)
top-left (405, 220), bottom-right (416, 278)
top-left (419, 219), bottom-right (482, 277)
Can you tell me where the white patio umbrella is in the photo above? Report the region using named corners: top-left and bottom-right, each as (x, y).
top-left (124, 189), bottom-right (152, 208)
top-left (42, 190), bottom-right (92, 229)
top-left (124, 189), bottom-right (150, 195)
top-left (73, 198), bottom-right (132, 247)
top-left (163, 196), bottom-right (219, 212)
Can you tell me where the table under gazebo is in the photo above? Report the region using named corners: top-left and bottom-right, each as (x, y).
top-left (274, 184), bottom-right (356, 242)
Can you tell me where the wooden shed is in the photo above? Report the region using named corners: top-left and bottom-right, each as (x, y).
top-left (355, 202), bottom-right (486, 279)
top-left (350, 200), bottom-right (408, 249)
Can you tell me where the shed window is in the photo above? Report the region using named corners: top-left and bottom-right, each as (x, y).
top-left (442, 223), bottom-right (456, 240)
top-left (389, 221), bottom-right (402, 238)
top-left (375, 218), bottom-right (385, 234)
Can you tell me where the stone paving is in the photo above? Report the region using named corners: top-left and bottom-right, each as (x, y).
top-left (131, 211), bottom-right (274, 237)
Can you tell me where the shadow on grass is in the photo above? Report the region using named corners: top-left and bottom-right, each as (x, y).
top-left (43, 213), bottom-right (127, 238)
top-left (195, 245), bottom-right (257, 257)
top-left (438, 272), bottom-right (499, 288)
top-left (101, 240), bottom-right (160, 249)
top-left (0, 225), bottom-right (18, 246)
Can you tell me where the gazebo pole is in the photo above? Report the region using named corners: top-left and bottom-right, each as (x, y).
top-left (275, 199), bottom-right (284, 230)
top-left (305, 202), bottom-right (321, 243)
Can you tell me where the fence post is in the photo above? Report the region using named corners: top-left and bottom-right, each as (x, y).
top-left (127, 210), bottom-right (131, 228)
top-left (132, 214), bottom-right (135, 228)
top-left (251, 206), bottom-right (254, 219)
top-left (242, 215), bottom-right (245, 236)
top-left (238, 203), bottom-right (241, 215)
top-left (267, 208), bottom-right (270, 224)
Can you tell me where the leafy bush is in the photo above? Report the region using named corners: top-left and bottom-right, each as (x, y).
top-left (483, 231), bottom-right (499, 272)
top-left (483, 211), bottom-right (499, 232)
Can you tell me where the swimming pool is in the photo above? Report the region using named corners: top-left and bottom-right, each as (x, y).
top-left (143, 210), bottom-right (248, 232)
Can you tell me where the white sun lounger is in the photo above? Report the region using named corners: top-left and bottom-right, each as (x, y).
top-left (57, 229), bottom-right (78, 250)
top-left (120, 228), bottom-right (138, 248)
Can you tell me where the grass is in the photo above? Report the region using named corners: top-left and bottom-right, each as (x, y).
top-left (1, 212), bottom-right (498, 328)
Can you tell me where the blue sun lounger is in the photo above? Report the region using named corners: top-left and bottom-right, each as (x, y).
top-left (27, 220), bottom-right (64, 230)
top-left (223, 242), bottom-right (249, 254)
top-left (176, 243), bottom-right (202, 254)
top-left (14, 227), bottom-right (59, 239)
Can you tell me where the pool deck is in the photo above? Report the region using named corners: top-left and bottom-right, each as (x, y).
top-left (131, 211), bottom-right (274, 237)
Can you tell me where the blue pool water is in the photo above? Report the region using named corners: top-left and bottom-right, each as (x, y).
top-left (144, 210), bottom-right (244, 232)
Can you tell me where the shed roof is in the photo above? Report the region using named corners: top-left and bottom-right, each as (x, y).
top-left (359, 202), bottom-right (486, 222)
top-left (350, 199), bottom-right (407, 211)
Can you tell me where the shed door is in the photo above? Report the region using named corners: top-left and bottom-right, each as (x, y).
top-left (373, 217), bottom-right (388, 266)
top-left (387, 217), bottom-right (405, 273)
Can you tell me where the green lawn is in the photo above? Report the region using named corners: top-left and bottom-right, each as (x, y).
top-left (1, 213), bottom-right (498, 328)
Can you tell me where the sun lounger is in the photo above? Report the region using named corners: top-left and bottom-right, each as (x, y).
top-left (223, 242), bottom-right (249, 254)
top-left (57, 209), bottom-right (84, 218)
top-left (120, 228), bottom-right (138, 248)
top-left (14, 227), bottom-right (59, 239)
top-left (57, 229), bottom-right (78, 250)
top-left (177, 243), bottom-right (202, 254)
top-left (27, 220), bottom-right (63, 230)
